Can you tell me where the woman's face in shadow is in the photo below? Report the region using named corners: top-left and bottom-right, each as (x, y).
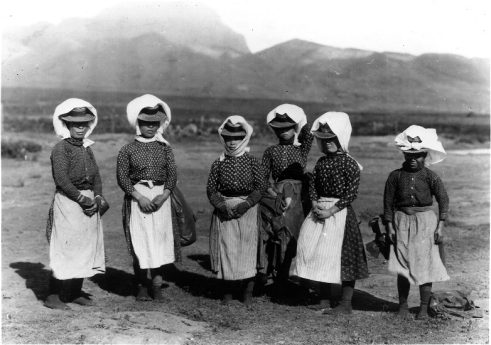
top-left (273, 126), bottom-right (295, 141)
top-left (138, 120), bottom-right (160, 138)
top-left (223, 136), bottom-right (244, 151)
top-left (66, 121), bottom-right (90, 139)
top-left (319, 137), bottom-right (340, 154)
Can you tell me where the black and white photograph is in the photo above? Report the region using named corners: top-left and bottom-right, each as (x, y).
top-left (1, 0), bottom-right (489, 343)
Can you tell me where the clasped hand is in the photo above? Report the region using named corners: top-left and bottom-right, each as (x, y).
top-left (312, 204), bottom-right (339, 220)
top-left (82, 198), bottom-right (98, 217)
top-left (217, 202), bottom-right (250, 220)
top-left (137, 193), bottom-right (170, 213)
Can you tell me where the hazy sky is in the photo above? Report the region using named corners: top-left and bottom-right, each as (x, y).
top-left (2, 0), bottom-right (490, 58)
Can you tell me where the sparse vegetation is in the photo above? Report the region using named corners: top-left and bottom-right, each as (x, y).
top-left (1, 139), bottom-right (42, 160)
top-left (2, 87), bottom-right (489, 145)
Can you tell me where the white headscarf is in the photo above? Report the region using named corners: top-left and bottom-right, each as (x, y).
top-left (52, 98), bottom-right (98, 147)
top-left (218, 115), bottom-right (253, 161)
top-left (395, 125), bottom-right (446, 166)
top-left (266, 104), bottom-right (307, 146)
top-left (126, 94), bottom-right (172, 145)
top-left (311, 111), bottom-right (363, 170)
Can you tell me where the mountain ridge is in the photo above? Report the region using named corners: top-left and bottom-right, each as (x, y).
top-left (2, 3), bottom-right (489, 113)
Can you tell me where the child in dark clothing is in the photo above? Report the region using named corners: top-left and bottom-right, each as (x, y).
top-left (384, 125), bottom-right (449, 319)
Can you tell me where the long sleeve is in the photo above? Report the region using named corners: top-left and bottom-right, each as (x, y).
top-left (51, 144), bottom-right (82, 202)
top-left (430, 172), bottom-right (449, 220)
top-left (309, 165), bottom-right (319, 201)
top-left (383, 172), bottom-right (397, 222)
top-left (299, 122), bottom-right (314, 158)
top-left (88, 148), bottom-right (103, 196)
top-left (206, 160), bottom-right (225, 208)
top-left (246, 157), bottom-right (267, 206)
top-left (116, 146), bottom-right (135, 196)
top-left (334, 160), bottom-right (360, 210)
top-left (261, 148), bottom-right (273, 186)
top-left (165, 147), bottom-right (177, 192)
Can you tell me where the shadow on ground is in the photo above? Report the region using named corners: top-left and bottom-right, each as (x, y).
top-left (162, 263), bottom-right (222, 300)
top-left (187, 254), bottom-right (211, 271)
top-left (10, 261), bottom-right (399, 313)
top-left (89, 267), bottom-right (134, 297)
top-left (10, 262), bottom-right (51, 300)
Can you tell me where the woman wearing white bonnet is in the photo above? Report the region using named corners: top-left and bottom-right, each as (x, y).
top-left (45, 98), bottom-right (107, 310)
top-left (383, 125), bottom-right (449, 319)
top-left (260, 104), bottom-right (314, 295)
top-left (291, 111), bottom-right (368, 315)
top-left (116, 94), bottom-right (177, 302)
top-left (207, 115), bottom-right (267, 305)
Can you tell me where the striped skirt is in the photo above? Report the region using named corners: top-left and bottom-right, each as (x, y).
top-left (129, 183), bottom-right (174, 269)
top-left (209, 197), bottom-right (258, 280)
top-left (290, 197), bottom-right (347, 283)
top-left (389, 209), bottom-right (449, 285)
top-left (49, 190), bottom-right (105, 280)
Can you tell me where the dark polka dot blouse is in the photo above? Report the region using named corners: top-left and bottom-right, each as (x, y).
top-left (207, 153), bottom-right (267, 208)
top-left (309, 153), bottom-right (360, 210)
top-left (383, 166), bottom-right (449, 221)
top-left (262, 123), bottom-right (313, 183)
top-left (51, 138), bottom-right (102, 201)
top-left (117, 141), bottom-right (177, 195)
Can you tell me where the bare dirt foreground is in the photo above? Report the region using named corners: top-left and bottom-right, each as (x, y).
top-left (2, 132), bottom-right (489, 344)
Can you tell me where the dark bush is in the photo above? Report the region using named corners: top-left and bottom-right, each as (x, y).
top-left (1, 139), bottom-right (42, 159)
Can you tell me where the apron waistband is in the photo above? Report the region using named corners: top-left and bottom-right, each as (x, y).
top-left (135, 180), bottom-right (165, 188)
top-left (396, 206), bottom-right (432, 215)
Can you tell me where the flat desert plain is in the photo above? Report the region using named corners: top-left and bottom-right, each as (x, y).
top-left (2, 132), bottom-right (489, 344)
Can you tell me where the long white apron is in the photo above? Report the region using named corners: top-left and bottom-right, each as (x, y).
top-left (50, 190), bottom-right (105, 280)
top-left (130, 183), bottom-right (174, 269)
top-left (290, 197), bottom-right (347, 283)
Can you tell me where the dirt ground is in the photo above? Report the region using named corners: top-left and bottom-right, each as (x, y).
top-left (2, 132), bottom-right (489, 344)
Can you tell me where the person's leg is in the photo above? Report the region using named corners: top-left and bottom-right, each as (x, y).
top-left (276, 236), bottom-right (297, 297)
top-left (222, 279), bottom-right (234, 304)
top-left (133, 257), bottom-right (151, 301)
top-left (397, 275), bottom-right (411, 318)
top-left (417, 283), bottom-right (432, 319)
top-left (70, 278), bottom-right (94, 306)
top-left (242, 278), bottom-right (255, 305)
top-left (254, 272), bottom-right (268, 297)
top-left (150, 267), bottom-right (165, 302)
top-left (44, 274), bottom-right (70, 310)
top-left (319, 282), bottom-right (331, 309)
top-left (325, 280), bottom-right (354, 315)
top-left (309, 282), bottom-right (331, 310)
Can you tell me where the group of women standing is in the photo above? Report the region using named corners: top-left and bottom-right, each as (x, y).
top-left (45, 95), bottom-right (449, 320)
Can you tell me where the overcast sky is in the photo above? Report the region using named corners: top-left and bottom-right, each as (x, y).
top-left (2, 0), bottom-right (490, 58)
